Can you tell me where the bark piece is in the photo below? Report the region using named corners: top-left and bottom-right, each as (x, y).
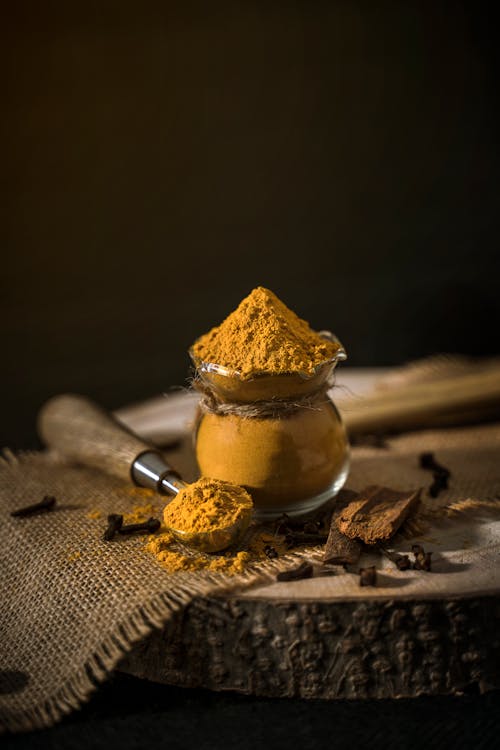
top-left (324, 524), bottom-right (361, 565)
top-left (336, 485), bottom-right (421, 545)
top-left (323, 488), bottom-right (362, 565)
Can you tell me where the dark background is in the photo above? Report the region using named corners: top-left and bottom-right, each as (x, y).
top-left (2, 0), bottom-right (499, 449)
top-left (2, 3), bottom-right (500, 745)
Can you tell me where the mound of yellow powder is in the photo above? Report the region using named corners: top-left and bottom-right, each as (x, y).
top-left (191, 286), bottom-right (341, 378)
top-left (163, 477), bottom-right (253, 534)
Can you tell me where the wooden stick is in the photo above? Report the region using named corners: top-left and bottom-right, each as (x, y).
top-left (340, 367), bottom-right (500, 435)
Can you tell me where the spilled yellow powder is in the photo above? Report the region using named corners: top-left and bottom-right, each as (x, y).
top-left (146, 526), bottom-right (291, 575)
top-left (87, 497), bottom-right (159, 524)
top-left (245, 530), bottom-right (288, 558)
top-left (123, 503), bottom-right (161, 525)
top-left (191, 286), bottom-right (341, 378)
top-left (163, 477), bottom-right (253, 534)
top-left (145, 532), bottom-right (251, 574)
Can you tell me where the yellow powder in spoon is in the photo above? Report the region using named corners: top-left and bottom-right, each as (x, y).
top-left (162, 477), bottom-right (253, 534)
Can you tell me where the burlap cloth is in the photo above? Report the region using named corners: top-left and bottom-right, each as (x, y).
top-left (1, 420), bottom-right (500, 733)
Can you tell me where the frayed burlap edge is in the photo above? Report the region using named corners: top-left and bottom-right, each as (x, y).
top-left (0, 448), bottom-right (319, 734)
top-left (1, 555), bottom-right (319, 734)
top-left (1, 567), bottom-right (279, 733)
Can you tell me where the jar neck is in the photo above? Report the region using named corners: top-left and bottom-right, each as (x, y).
top-left (194, 377), bottom-right (334, 419)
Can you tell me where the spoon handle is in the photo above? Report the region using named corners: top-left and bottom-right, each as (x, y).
top-left (38, 394), bottom-right (182, 494)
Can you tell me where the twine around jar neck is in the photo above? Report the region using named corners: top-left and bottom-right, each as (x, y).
top-left (193, 374), bottom-right (336, 419)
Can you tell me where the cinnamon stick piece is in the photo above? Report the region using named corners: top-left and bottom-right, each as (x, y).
top-left (324, 524), bottom-right (361, 565)
top-left (336, 485), bottom-right (421, 545)
top-left (323, 487), bottom-right (362, 565)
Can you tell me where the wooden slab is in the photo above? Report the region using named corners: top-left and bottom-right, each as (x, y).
top-left (116, 373), bottom-right (500, 699)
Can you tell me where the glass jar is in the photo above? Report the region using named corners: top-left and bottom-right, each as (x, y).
top-left (191, 334), bottom-right (350, 520)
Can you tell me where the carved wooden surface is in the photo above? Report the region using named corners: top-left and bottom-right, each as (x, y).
top-left (121, 593), bottom-right (500, 699)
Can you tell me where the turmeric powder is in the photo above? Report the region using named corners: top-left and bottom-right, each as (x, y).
top-left (145, 532), bottom-right (251, 574)
top-left (191, 286), bottom-right (340, 378)
top-left (146, 526), bottom-right (291, 575)
top-left (162, 477), bottom-right (253, 534)
top-left (123, 503), bottom-right (161, 525)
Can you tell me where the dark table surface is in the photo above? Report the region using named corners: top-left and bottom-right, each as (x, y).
top-left (3, 672), bottom-right (500, 750)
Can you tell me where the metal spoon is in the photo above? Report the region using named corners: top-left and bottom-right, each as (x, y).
top-left (37, 394), bottom-right (252, 553)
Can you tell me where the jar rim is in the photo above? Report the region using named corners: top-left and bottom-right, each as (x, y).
top-left (189, 330), bottom-right (347, 382)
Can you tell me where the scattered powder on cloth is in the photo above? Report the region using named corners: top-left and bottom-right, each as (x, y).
top-left (145, 535), bottom-right (251, 574)
top-left (123, 503), bottom-right (162, 525)
top-left (146, 527), bottom-right (289, 575)
top-left (86, 509), bottom-right (102, 520)
top-left (191, 286), bottom-right (341, 378)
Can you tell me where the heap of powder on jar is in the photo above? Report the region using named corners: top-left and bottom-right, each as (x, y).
top-left (191, 286), bottom-right (341, 378)
top-left (162, 477), bottom-right (253, 534)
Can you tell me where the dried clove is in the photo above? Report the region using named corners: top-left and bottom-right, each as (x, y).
top-left (411, 544), bottom-right (424, 557)
top-left (419, 452), bottom-right (451, 498)
top-left (395, 555), bottom-right (411, 571)
top-left (411, 544), bottom-right (432, 571)
top-left (11, 495), bottom-right (56, 518)
top-left (264, 545), bottom-right (278, 559)
top-left (421, 553), bottom-right (433, 571)
top-left (273, 513), bottom-right (326, 535)
top-left (103, 513), bottom-right (123, 541)
top-left (118, 517), bottom-right (161, 536)
top-left (429, 473), bottom-right (449, 498)
top-left (380, 547), bottom-right (411, 571)
top-left (419, 452), bottom-right (450, 478)
top-left (276, 561), bottom-right (314, 582)
top-left (359, 566), bottom-right (377, 587)
top-left (412, 544), bottom-right (433, 571)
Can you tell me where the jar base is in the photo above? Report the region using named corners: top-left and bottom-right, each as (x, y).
top-left (251, 455), bottom-right (350, 521)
